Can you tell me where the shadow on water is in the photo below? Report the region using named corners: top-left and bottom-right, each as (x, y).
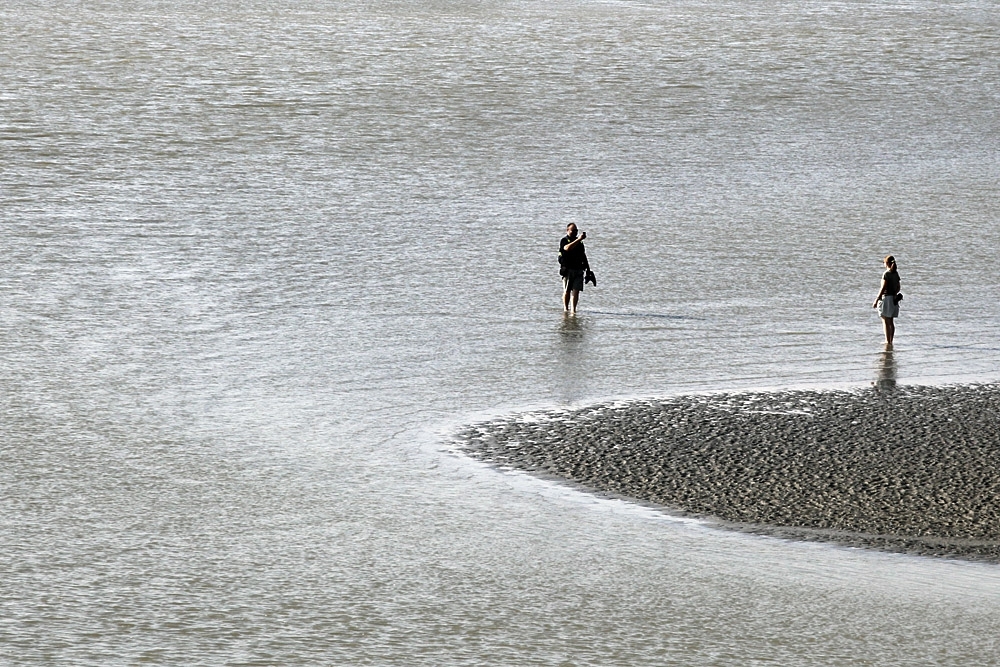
top-left (587, 309), bottom-right (698, 321)
top-left (874, 347), bottom-right (897, 393)
top-left (930, 344), bottom-right (1000, 352)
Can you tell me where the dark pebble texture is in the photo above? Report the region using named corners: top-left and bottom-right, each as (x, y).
top-left (458, 384), bottom-right (1000, 561)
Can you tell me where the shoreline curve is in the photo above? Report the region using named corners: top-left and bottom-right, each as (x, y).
top-left (458, 384), bottom-right (1000, 562)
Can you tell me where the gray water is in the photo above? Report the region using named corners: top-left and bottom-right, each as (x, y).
top-left (3, 0), bottom-right (1000, 664)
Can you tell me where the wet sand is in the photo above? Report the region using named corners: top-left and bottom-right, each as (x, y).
top-left (458, 384), bottom-right (1000, 561)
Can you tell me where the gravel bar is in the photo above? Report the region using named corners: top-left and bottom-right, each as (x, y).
top-left (458, 384), bottom-right (1000, 562)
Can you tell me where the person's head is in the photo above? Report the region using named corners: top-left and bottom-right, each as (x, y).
top-left (884, 255), bottom-right (896, 270)
top-left (566, 223), bottom-right (578, 239)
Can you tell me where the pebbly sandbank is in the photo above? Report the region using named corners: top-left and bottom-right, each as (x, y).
top-left (458, 384), bottom-right (1000, 562)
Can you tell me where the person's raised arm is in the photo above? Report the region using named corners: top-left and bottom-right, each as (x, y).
top-left (562, 231), bottom-right (586, 251)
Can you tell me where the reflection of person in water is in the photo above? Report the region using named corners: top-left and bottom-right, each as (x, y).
top-left (872, 255), bottom-right (901, 346)
top-left (556, 306), bottom-right (586, 402)
top-left (875, 348), bottom-right (897, 392)
top-left (559, 223), bottom-right (589, 314)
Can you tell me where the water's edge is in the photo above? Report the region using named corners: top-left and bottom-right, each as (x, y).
top-left (457, 383), bottom-right (1000, 562)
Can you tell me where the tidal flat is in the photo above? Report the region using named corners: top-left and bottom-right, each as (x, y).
top-left (459, 385), bottom-right (1000, 561)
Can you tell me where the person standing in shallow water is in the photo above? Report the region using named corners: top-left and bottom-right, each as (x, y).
top-left (559, 223), bottom-right (590, 314)
top-left (872, 255), bottom-right (901, 346)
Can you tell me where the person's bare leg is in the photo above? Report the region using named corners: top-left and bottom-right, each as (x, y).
top-left (563, 287), bottom-right (571, 311)
top-left (570, 289), bottom-right (580, 313)
top-left (882, 317), bottom-right (894, 346)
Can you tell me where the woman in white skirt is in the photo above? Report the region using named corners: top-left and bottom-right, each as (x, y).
top-left (872, 255), bottom-right (901, 346)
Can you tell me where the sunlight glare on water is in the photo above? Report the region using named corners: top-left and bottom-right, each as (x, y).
top-left (2, 0), bottom-right (1000, 664)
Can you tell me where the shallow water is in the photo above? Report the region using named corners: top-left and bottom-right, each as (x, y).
top-left (3, 0), bottom-right (1000, 664)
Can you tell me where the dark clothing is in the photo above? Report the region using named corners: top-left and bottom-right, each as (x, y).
top-left (559, 235), bottom-right (589, 271)
top-left (882, 269), bottom-right (900, 296)
top-left (563, 268), bottom-right (585, 292)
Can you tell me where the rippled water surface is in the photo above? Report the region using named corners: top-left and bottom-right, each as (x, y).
top-left (3, 0), bottom-right (1000, 664)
